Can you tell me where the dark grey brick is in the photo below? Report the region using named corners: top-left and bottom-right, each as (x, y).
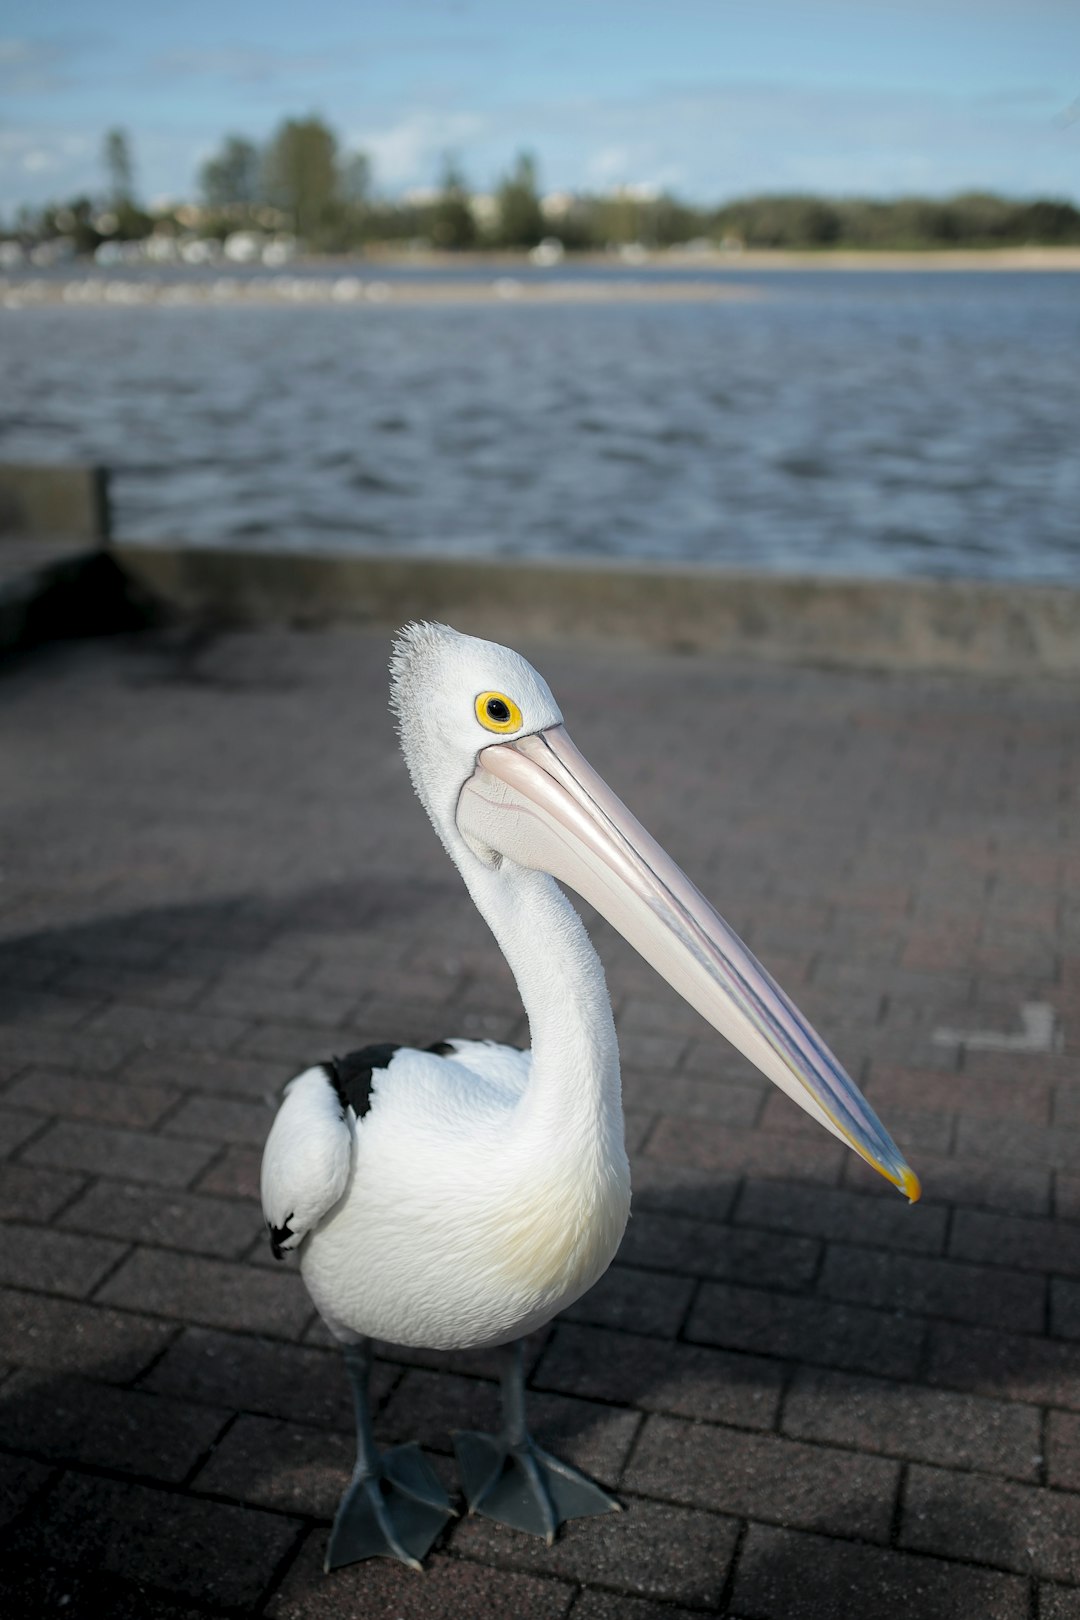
top-left (0, 1449), bottom-right (50, 1530)
top-left (0, 1287), bottom-right (175, 1380)
top-left (688, 1280), bottom-right (925, 1378)
top-left (379, 1367), bottom-right (640, 1484)
top-left (453, 1495), bottom-right (738, 1606)
top-left (536, 1322), bottom-right (783, 1428)
top-left (4, 1068), bottom-right (178, 1128)
top-left (818, 1243), bottom-right (1045, 1331)
top-left (734, 1522), bottom-right (1029, 1619)
top-left (23, 1121), bottom-right (216, 1187)
top-left (624, 1412), bottom-right (898, 1539)
top-left (13, 1470), bottom-right (301, 1609)
top-left (0, 1369), bottom-right (228, 1480)
top-left (0, 1162), bottom-right (83, 1222)
top-left (266, 1537), bottom-right (574, 1619)
top-left (560, 1262), bottom-right (695, 1337)
top-left (927, 1321), bottom-right (1080, 1409)
top-left (618, 1209), bottom-right (820, 1288)
top-left (735, 1176), bottom-right (946, 1254)
top-left (903, 1462), bottom-right (1080, 1582)
top-left (783, 1365), bottom-right (1042, 1477)
top-left (143, 1325), bottom-right (396, 1429)
top-left (96, 1247), bottom-right (312, 1338)
top-left (59, 1179), bottom-right (259, 1257)
top-left (0, 1223), bottom-right (127, 1298)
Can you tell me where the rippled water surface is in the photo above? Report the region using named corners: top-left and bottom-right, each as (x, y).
top-left (2, 270), bottom-right (1078, 580)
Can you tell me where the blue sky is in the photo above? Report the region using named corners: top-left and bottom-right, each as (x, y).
top-left (2, 1), bottom-right (1077, 212)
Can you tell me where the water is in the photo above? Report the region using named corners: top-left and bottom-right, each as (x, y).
top-left (1, 269), bottom-right (1078, 582)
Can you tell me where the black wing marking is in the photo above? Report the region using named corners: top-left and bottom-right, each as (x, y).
top-left (269, 1214), bottom-right (295, 1260)
top-left (318, 1040), bottom-right (459, 1131)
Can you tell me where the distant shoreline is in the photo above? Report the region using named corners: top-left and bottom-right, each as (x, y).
top-left (362, 245), bottom-right (1080, 272)
top-left (3, 244), bottom-right (1079, 312)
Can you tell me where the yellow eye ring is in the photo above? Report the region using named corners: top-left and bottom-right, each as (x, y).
top-left (475, 691), bottom-right (522, 733)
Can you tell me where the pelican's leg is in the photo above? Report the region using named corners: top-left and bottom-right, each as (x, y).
top-left (452, 1339), bottom-right (621, 1543)
top-left (325, 1338), bottom-right (453, 1573)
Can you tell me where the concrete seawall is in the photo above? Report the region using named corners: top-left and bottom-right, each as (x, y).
top-left (113, 542), bottom-right (1080, 679)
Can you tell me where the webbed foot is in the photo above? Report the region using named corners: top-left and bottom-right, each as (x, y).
top-left (324, 1443), bottom-right (454, 1572)
top-left (453, 1428), bottom-right (620, 1543)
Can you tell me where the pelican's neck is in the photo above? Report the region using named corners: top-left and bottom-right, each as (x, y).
top-left (462, 856), bottom-right (623, 1149)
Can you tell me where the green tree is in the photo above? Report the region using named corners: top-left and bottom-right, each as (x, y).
top-left (496, 152), bottom-right (544, 248)
top-left (200, 136), bottom-right (262, 210)
top-left (263, 117), bottom-right (340, 240)
top-left (430, 157), bottom-right (477, 250)
top-left (103, 127), bottom-right (135, 206)
top-left (340, 151), bottom-right (373, 206)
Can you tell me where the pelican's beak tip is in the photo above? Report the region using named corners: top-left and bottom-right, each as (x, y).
top-left (898, 1164), bottom-right (922, 1204)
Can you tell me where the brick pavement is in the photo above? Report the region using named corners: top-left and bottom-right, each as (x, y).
top-left (0, 622), bottom-right (1077, 1619)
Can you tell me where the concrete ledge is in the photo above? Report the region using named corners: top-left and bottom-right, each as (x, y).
top-left (112, 542), bottom-right (1080, 678)
top-left (0, 463), bottom-right (110, 544)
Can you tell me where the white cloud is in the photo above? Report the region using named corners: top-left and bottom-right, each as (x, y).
top-left (350, 110), bottom-right (487, 186)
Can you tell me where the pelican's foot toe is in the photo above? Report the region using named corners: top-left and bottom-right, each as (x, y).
top-left (324, 1444), bottom-right (454, 1573)
top-left (453, 1429), bottom-right (621, 1544)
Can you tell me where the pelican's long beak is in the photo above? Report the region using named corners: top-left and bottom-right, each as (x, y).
top-left (456, 724), bottom-right (919, 1201)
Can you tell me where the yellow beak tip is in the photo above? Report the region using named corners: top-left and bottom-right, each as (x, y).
top-left (899, 1165), bottom-right (922, 1204)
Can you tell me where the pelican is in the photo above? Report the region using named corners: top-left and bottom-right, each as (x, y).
top-left (260, 622), bottom-right (919, 1573)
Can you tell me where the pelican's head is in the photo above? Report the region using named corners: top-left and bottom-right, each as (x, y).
top-left (389, 621), bottom-right (920, 1203)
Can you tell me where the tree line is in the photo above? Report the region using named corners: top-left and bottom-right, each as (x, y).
top-left (10, 119), bottom-right (1080, 254)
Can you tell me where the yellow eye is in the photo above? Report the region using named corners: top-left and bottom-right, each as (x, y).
top-left (475, 691), bottom-right (523, 733)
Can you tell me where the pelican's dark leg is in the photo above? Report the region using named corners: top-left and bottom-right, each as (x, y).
top-left (325, 1338), bottom-right (453, 1573)
top-left (452, 1339), bottom-right (621, 1542)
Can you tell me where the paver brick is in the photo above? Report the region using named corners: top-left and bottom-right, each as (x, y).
top-left (0, 1369), bottom-right (228, 1481)
top-left (688, 1280), bottom-right (925, 1379)
top-left (733, 1522), bottom-right (1030, 1619)
top-left (760, 1091), bottom-right (955, 1156)
top-left (97, 1247), bottom-right (312, 1339)
top-left (121, 1049), bottom-right (280, 1100)
top-left (561, 1260), bottom-right (696, 1337)
top-left (735, 1176), bottom-right (946, 1255)
top-left (266, 1536), bottom-right (574, 1619)
top-left (1047, 1409), bottom-right (1080, 1491)
top-left (927, 1320), bottom-right (1080, 1409)
top-left (59, 1180), bottom-right (260, 1258)
top-left (536, 1322), bottom-right (784, 1428)
top-left (0, 1287), bottom-right (175, 1380)
top-left (624, 1412), bottom-right (899, 1539)
top-left (0, 1449), bottom-right (51, 1530)
top-left (619, 1066), bottom-right (763, 1125)
top-left (379, 1367), bottom-right (640, 1484)
top-left (4, 1067), bottom-right (179, 1128)
top-left (193, 1412), bottom-right (356, 1516)
top-left (843, 1146), bottom-right (1053, 1216)
top-left (618, 1209), bottom-right (820, 1289)
top-left (163, 1095), bottom-right (273, 1147)
top-left (865, 1063), bottom-right (1050, 1123)
top-left (626, 1155), bottom-right (738, 1222)
top-left (453, 1495), bottom-right (739, 1607)
top-left (0, 1107), bottom-right (44, 1156)
top-left (818, 1243), bottom-right (1046, 1331)
top-left (194, 1144), bottom-right (261, 1201)
top-left (0, 1222), bottom-right (127, 1298)
top-left (0, 1162), bottom-right (83, 1223)
top-left (142, 1325), bottom-right (396, 1430)
top-left (783, 1365), bottom-right (1042, 1477)
top-left (956, 1117), bottom-right (1080, 1171)
top-left (645, 1115), bottom-right (845, 1183)
top-left (12, 1470), bottom-right (302, 1610)
top-left (22, 1121), bottom-right (217, 1187)
top-left (903, 1461), bottom-right (1080, 1582)
top-left (951, 1207), bottom-right (1080, 1276)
